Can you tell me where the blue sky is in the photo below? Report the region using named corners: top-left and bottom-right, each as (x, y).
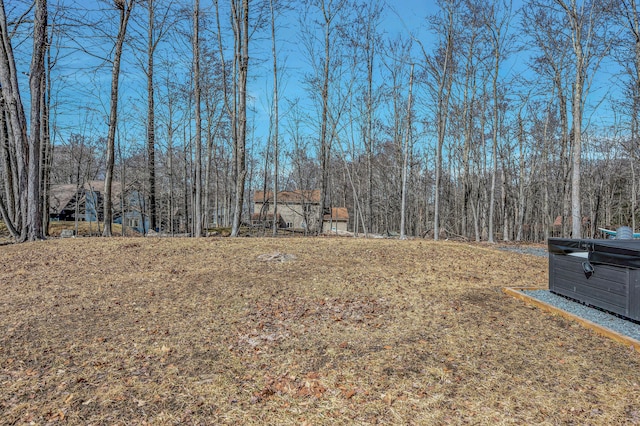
top-left (43, 1), bottom-right (452, 144)
top-left (9, 0), bottom-right (623, 163)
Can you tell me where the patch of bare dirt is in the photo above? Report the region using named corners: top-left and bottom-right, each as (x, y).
top-left (256, 252), bottom-right (297, 262)
top-left (1, 237), bottom-right (639, 425)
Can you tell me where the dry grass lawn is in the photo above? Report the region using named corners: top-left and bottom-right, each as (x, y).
top-left (1, 236), bottom-right (640, 425)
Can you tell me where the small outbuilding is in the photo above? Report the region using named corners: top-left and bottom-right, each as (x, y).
top-left (323, 207), bottom-right (349, 233)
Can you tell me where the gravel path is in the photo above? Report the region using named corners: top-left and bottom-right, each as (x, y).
top-left (498, 246), bottom-right (548, 257)
top-left (522, 289), bottom-right (640, 342)
top-left (501, 245), bottom-right (640, 342)
top-left (494, 245), bottom-right (640, 342)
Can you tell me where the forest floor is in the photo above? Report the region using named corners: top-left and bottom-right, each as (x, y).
top-left (1, 236), bottom-right (640, 425)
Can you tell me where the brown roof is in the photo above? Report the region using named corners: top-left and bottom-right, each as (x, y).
top-left (255, 190), bottom-right (321, 204)
top-left (49, 180), bottom-right (123, 214)
top-left (553, 215), bottom-right (590, 227)
top-left (324, 207), bottom-right (349, 222)
top-left (49, 184), bottom-right (79, 214)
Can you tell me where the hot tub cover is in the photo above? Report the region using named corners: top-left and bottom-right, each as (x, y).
top-left (548, 238), bottom-right (640, 269)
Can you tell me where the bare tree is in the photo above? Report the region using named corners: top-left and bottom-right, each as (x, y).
top-left (193, 0), bottom-right (203, 236)
top-left (230, 0), bottom-right (249, 237)
top-left (157, 57), bottom-right (183, 234)
top-left (103, 0), bottom-right (134, 237)
top-left (351, 0), bottom-right (383, 235)
top-left (146, 0), bottom-right (158, 232)
top-left (618, 0), bottom-right (640, 231)
top-left (300, 0), bottom-right (348, 234)
top-left (140, 0), bottom-right (177, 233)
top-left (553, 0), bottom-right (613, 238)
top-left (0, 0), bottom-right (47, 242)
top-left (269, 0), bottom-right (281, 236)
top-left (420, 0), bottom-right (456, 240)
top-left (459, 3), bottom-right (484, 241)
top-left (400, 63), bottom-right (414, 239)
top-left (521, 1), bottom-right (573, 237)
top-left (482, 0), bottom-right (514, 243)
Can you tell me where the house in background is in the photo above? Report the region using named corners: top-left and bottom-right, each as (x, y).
top-left (252, 190), bottom-right (349, 233)
top-left (323, 207), bottom-right (349, 233)
top-left (49, 181), bottom-right (117, 223)
top-left (49, 180), bottom-right (149, 234)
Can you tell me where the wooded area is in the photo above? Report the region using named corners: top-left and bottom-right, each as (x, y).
top-left (1, 0), bottom-right (638, 242)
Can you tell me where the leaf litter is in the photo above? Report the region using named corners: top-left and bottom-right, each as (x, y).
top-left (0, 237), bottom-right (639, 424)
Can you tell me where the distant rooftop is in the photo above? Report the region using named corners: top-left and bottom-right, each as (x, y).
top-left (254, 190), bottom-right (321, 204)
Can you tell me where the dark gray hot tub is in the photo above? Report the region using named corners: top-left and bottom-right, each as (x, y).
top-left (548, 238), bottom-right (640, 321)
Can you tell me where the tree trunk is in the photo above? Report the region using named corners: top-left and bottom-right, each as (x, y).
top-left (203, 119), bottom-right (215, 233)
top-left (193, 0), bottom-right (204, 237)
top-left (432, 7), bottom-right (455, 241)
top-left (0, 98), bottom-right (19, 238)
top-left (555, 0), bottom-right (601, 239)
top-left (0, 97), bottom-right (20, 238)
top-left (400, 64), bottom-right (414, 240)
top-left (41, 48), bottom-right (51, 237)
top-left (0, 0), bottom-right (48, 241)
top-left (270, 0), bottom-right (279, 237)
top-left (182, 135), bottom-right (189, 233)
top-left (516, 112), bottom-right (526, 241)
top-left (147, 0), bottom-right (157, 232)
top-left (317, 8), bottom-right (331, 236)
top-left (167, 106), bottom-right (175, 235)
top-left (103, 0), bottom-right (133, 237)
top-left (488, 37), bottom-right (500, 243)
top-left (571, 44), bottom-right (584, 238)
top-left (364, 4), bottom-right (379, 236)
top-left (230, 0), bottom-right (249, 237)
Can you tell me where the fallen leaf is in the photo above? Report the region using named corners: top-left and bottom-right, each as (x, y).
top-left (382, 393), bottom-right (394, 405)
top-left (342, 389), bottom-right (356, 399)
